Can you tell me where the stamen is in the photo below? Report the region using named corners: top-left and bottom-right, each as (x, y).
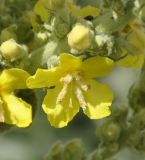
top-left (77, 80), bottom-right (89, 91)
top-left (56, 84), bottom-right (68, 105)
top-left (60, 74), bottom-right (73, 84)
top-left (72, 71), bottom-right (89, 91)
top-left (69, 98), bottom-right (73, 108)
top-left (57, 72), bottom-right (88, 108)
top-left (56, 74), bottom-right (74, 105)
top-left (75, 87), bottom-right (87, 110)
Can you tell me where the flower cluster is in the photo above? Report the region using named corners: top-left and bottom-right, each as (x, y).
top-left (0, 0), bottom-right (145, 129)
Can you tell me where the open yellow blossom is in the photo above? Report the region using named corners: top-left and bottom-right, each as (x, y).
top-left (0, 69), bottom-right (32, 127)
top-left (27, 54), bottom-right (114, 128)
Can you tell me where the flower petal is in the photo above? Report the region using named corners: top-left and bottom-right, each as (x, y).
top-left (27, 68), bottom-right (63, 88)
top-left (59, 53), bottom-right (82, 72)
top-left (42, 82), bottom-right (79, 128)
top-left (82, 56), bottom-right (114, 78)
top-left (2, 93), bottom-right (32, 127)
top-left (0, 68), bottom-right (30, 91)
top-left (83, 79), bottom-right (113, 119)
top-left (117, 54), bottom-right (144, 69)
top-left (67, 0), bottom-right (100, 17)
top-left (27, 54), bottom-right (82, 89)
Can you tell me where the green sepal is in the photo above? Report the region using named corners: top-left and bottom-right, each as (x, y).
top-left (45, 139), bottom-right (86, 160)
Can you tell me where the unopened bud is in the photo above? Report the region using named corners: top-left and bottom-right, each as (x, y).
top-left (131, 109), bottom-right (145, 130)
top-left (63, 139), bottom-right (85, 160)
top-left (97, 122), bottom-right (121, 142)
top-left (67, 23), bottom-right (93, 50)
top-left (45, 142), bottom-right (63, 160)
top-left (112, 105), bottom-right (128, 120)
top-left (0, 39), bottom-right (27, 60)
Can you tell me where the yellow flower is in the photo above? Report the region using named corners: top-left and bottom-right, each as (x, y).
top-left (0, 69), bottom-right (32, 127)
top-left (27, 54), bottom-right (114, 128)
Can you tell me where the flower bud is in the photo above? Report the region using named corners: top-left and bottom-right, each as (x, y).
top-left (45, 142), bottom-right (63, 160)
top-left (112, 105), bottom-right (128, 120)
top-left (103, 123), bottom-right (121, 142)
top-left (67, 23), bottom-right (93, 50)
top-left (131, 109), bottom-right (145, 130)
top-left (63, 139), bottom-right (85, 160)
top-left (97, 122), bottom-right (121, 142)
top-left (128, 84), bottom-right (145, 111)
top-left (0, 39), bottom-right (27, 60)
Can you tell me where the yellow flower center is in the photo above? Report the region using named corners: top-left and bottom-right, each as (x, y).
top-left (56, 71), bottom-right (89, 110)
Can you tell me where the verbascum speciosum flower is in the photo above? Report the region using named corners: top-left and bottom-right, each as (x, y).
top-left (0, 69), bottom-right (32, 127)
top-left (67, 0), bottom-right (100, 17)
top-left (27, 54), bottom-right (114, 128)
